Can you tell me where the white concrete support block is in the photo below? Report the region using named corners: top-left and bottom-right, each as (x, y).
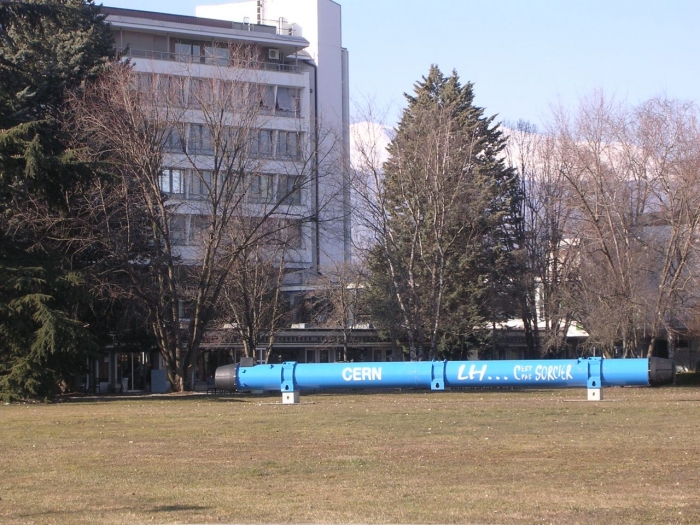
top-left (587, 388), bottom-right (603, 401)
top-left (282, 391), bottom-right (300, 404)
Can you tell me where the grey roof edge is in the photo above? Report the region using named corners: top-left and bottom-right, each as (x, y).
top-left (103, 6), bottom-right (310, 48)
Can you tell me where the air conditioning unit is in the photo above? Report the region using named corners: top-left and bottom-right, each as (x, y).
top-left (268, 48), bottom-right (280, 60)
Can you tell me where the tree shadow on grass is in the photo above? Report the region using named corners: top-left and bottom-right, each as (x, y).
top-left (61, 393), bottom-right (247, 403)
top-left (150, 504), bottom-right (209, 512)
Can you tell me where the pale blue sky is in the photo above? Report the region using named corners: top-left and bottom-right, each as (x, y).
top-left (103, 0), bottom-right (700, 128)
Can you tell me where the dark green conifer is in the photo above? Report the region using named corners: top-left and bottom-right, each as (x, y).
top-left (0, 0), bottom-right (113, 400)
top-left (368, 65), bottom-right (522, 360)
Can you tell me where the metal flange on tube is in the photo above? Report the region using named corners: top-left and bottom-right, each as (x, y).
top-left (214, 356), bottom-right (675, 403)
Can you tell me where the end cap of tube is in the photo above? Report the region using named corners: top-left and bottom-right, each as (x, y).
top-left (215, 364), bottom-right (238, 391)
top-left (649, 357), bottom-right (675, 386)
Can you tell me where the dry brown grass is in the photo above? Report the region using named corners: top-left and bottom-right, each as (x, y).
top-left (2, 386), bottom-right (700, 524)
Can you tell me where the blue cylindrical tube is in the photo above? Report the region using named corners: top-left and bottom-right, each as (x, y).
top-left (217, 357), bottom-right (673, 393)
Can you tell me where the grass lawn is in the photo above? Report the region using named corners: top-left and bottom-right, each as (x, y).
top-left (2, 386), bottom-right (700, 524)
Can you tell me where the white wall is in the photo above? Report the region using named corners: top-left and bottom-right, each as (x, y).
top-left (196, 0), bottom-right (351, 268)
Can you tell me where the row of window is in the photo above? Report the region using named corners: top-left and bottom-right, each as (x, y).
top-left (174, 38), bottom-right (230, 65)
top-left (170, 214), bottom-right (303, 248)
top-left (120, 32), bottom-right (232, 66)
top-left (163, 125), bottom-right (302, 159)
top-left (138, 73), bottom-right (302, 118)
top-left (159, 168), bottom-right (303, 206)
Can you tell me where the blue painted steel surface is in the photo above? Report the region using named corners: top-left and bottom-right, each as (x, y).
top-left (229, 357), bottom-right (656, 393)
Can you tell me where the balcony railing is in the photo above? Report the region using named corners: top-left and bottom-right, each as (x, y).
top-left (117, 48), bottom-right (302, 74)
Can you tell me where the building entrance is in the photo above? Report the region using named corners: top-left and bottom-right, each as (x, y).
top-left (117, 352), bottom-right (152, 392)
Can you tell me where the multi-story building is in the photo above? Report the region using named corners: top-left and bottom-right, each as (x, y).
top-left (104, 0), bottom-right (349, 272)
top-left (95, 1), bottom-right (352, 392)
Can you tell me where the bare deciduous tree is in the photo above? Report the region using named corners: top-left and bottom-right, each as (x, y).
top-left (306, 260), bottom-right (369, 358)
top-left (505, 120), bottom-right (579, 357)
top-left (549, 93), bottom-right (700, 356)
top-left (67, 49), bottom-right (334, 389)
top-left (219, 222), bottom-right (298, 362)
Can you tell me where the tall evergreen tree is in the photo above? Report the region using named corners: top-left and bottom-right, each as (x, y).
top-left (0, 0), bottom-right (113, 400)
top-left (368, 66), bottom-right (521, 360)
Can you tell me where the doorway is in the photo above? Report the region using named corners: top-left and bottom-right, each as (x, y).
top-left (117, 352), bottom-right (152, 391)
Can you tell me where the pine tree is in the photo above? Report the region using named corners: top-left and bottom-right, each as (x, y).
top-left (368, 65), bottom-right (521, 360)
top-left (0, 0), bottom-right (113, 400)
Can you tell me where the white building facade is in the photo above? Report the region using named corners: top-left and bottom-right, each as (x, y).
top-left (96, 1), bottom-right (350, 391)
top-left (104, 0), bottom-right (350, 279)
top-left (196, 0), bottom-right (352, 265)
